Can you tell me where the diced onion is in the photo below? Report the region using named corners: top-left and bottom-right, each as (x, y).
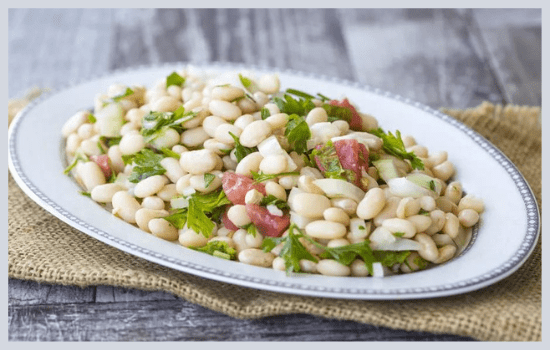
top-left (312, 178), bottom-right (365, 203)
top-left (387, 177), bottom-right (434, 198)
top-left (257, 136), bottom-right (297, 171)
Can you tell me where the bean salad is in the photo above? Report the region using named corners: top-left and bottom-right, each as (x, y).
top-left (62, 69), bottom-right (484, 277)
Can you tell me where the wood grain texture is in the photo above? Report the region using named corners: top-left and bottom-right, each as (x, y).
top-left (9, 295), bottom-right (475, 341)
top-left (8, 8), bottom-right (539, 341)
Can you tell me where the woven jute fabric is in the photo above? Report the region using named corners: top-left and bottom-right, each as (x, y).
top-left (8, 101), bottom-right (541, 341)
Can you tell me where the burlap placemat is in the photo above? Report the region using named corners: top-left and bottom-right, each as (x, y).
top-left (8, 100), bottom-right (541, 341)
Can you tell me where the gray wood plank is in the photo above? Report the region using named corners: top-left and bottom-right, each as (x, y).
top-left (473, 9), bottom-right (541, 105)
top-left (110, 9), bottom-right (355, 80)
top-left (95, 285), bottom-right (178, 303)
top-left (9, 279), bottom-right (95, 306)
top-left (8, 299), bottom-right (475, 341)
top-left (8, 8), bottom-right (113, 98)
top-left (339, 8), bottom-right (504, 109)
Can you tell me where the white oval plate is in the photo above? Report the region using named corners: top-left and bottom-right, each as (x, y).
top-left (8, 62), bottom-right (540, 300)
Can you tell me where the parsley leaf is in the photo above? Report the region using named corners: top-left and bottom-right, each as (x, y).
top-left (87, 114), bottom-right (97, 123)
top-left (99, 136), bottom-right (122, 147)
top-left (284, 114), bottom-right (311, 154)
top-left (166, 190), bottom-right (231, 237)
top-left (141, 106), bottom-right (195, 143)
top-left (251, 171), bottom-right (300, 182)
top-left (79, 191), bottom-right (91, 197)
top-left (123, 148), bottom-right (166, 183)
top-left (160, 147), bottom-right (180, 159)
top-left (238, 74), bottom-right (256, 92)
top-left (192, 240), bottom-right (236, 260)
top-left (261, 224), bottom-right (318, 274)
top-left (370, 128), bottom-right (424, 170)
top-left (64, 152), bottom-right (89, 175)
top-left (204, 173), bottom-right (216, 188)
top-left (322, 104), bottom-right (352, 123)
top-left (310, 140), bottom-right (355, 182)
top-left (316, 93), bottom-right (331, 102)
top-left (228, 131), bottom-right (257, 162)
top-left (260, 194), bottom-right (290, 211)
top-left (111, 88), bottom-right (134, 103)
top-left (273, 94), bottom-right (315, 116)
top-left (166, 72), bottom-right (186, 88)
top-left (243, 223), bottom-right (259, 237)
top-left (285, 88), bottom-right (315, 100)
top-left (260, 107), bottom-right (271, 120)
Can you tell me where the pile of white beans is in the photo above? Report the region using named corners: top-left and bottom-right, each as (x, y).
top-left (63, 69), bottom-right (484, 277)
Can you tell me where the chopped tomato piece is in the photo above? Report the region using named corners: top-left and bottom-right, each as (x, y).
top-left (221, 172), bottom-right (266, 205)
top-left (329, 98), bottom-right (363, 131)
top-left (90, 154), bottom-right (112, 179)
top-left (246, 204), bottom-right (289, 237)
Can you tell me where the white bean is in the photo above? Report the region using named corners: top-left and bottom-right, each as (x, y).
top-left (238, 249), bottom-right (275, 267)
top-left (415, 233), bottom-right (439, 262)
top-left (317, 259), bottom-right (351, 276)
top-left (175, 174), bottom-right (193, 194)
top-left (80, 139), bottom-right (102, 156)
top-left (111, 191), bottom-right (141, 224)
top-left (305, 107), bottom-right (328, 126)
top-left (433, 245), bottom-right (457, 264)
top-left (208, 100), bottom-right (242, 121)
top-left (458, 209), bottom-right (480, 227)
top-left (151, 96), bottom-right (181, 112)
top-left (323, 207), bottom-right (350, 226)
top-left (443, 213), bottom-right (460, 238)
top-left (77, 123), bottom-right (95, 139)
top-left (181, 127), bottom-right (209, 147)
top-left (142, 196), bottom-right (165, 210)
top-left (432, 160), bottom-right (455, 181)
top-left (382, 218), bottom-right (416, 238)
top-left (350, 259), bottom-right (370, 276)
top-left (373, 197), bottom-right (400, 227)
top-left (259, 155), bottom-right (288, 174)
top-left (135, 208), bottom-right (169, 232)
top-left (305, 220), bottom-right (347, 240)
top-left (444, 181), bottom-right (462, 204)
top-left (265, 182), bottom-right (287, 201)
top-left (419, 195), bottom-right (436, 211)
top-left (179, 149), bottom-right (220, 174)
top-left (278, 175), bottom-right (299, 189)
top-left (211, 86), bottom-right (245, 101)
top-left (407, 215), bottom-right (433, 233)
top-left (62, 111), bottom-right (90, 137)
top-left (157, 184), bottom-right (178, 201)
top-left (178, 228), bottom-right (209, 248)
top-left (91, 183), bottom-right (124, 203)
top-left (227, 205), bottom-right (251, 227)
top-left (106, 145), bottom-right (125, 173)
top-left (202, 116), bottom-right (228, 137)
top-left (332, 120), bottom-right (350, 134)
top-left (77, 162), bottom-right (106, 191)
top-left (428, 151), bottom-right (448, 167)
top-left (234, 114), bottom-right (255, 130)
top-left (214, 123), bottom-right (242, 145)
top-left (239, 120), bottom-right (272, 147)
top-left (244, 231), bottom-right (264, 248)
top-left (65, 133), bottom-right (81, 155)
top-left (236, 97), bottom-right (257, 114)
top-left (133, 175), bottom-right (168, 198)
top-left (160, 157), bottom-right (186, 183)
top-left (235, 152), bottom-right (263, 176)
top-left (297, 175), bottom-right (324, 194)
top-left (272, 257), bottom-right (286, 271)
top-left (291, 193), bottom-right (331, 219)
top-left (265, 113), bottom-right (288, 130)
top-left (119, 133), bottom-right (145, 155)
top-left (356, 188), bottom-right (386, 220)
top-left (425, 209), bottom-right (446, 235)
top-left (245, 189), bottom-right (264, 205)
top-left (396, 197), bottom-right (420, 218)
top-left (190, 174), bottom-right (222, 193)
top-left (257, 74), bottom-right (280, 94)
top-left (327, 238), bottom-right (350, 248)
top-left (458, 194), bottom-right (485, 213)
top-left (330, 198), bottom-right (358, 216)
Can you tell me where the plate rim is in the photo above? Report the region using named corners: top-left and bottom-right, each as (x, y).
top-left (8, 61), bottom-right (541, 299)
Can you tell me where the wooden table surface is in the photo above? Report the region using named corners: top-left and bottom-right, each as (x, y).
top-left (8, 8), bottom-right (541, 341)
